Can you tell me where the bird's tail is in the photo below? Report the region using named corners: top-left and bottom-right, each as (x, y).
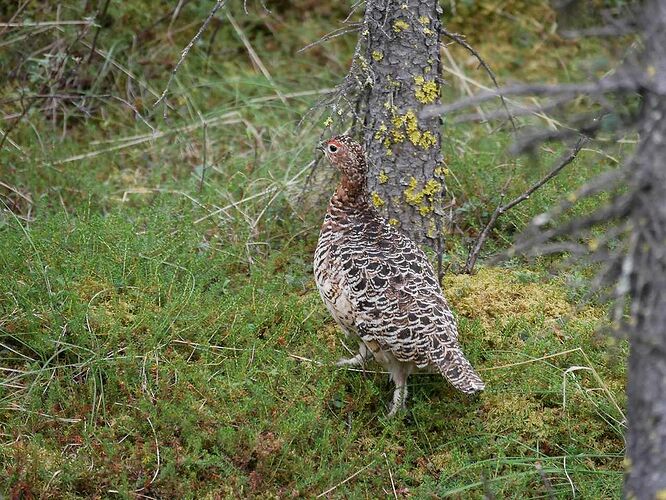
top-left (432, 343), bottom-right (485, 394)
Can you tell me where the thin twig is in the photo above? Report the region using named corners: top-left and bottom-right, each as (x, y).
top-left (441, 28), bottom-right (517, 132)
top-left (464, 136), bottom-right (588, 273)
top-left (86, 0), bottom-right (110, 63)
top-left (153, 0), bottom-right (227, 108)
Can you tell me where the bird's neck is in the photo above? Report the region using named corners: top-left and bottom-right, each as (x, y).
top-left (330, 174), bottom-right (369, 211)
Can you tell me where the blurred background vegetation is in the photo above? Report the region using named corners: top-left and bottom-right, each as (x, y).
top-left (1, 1), bottom-right (631, 497)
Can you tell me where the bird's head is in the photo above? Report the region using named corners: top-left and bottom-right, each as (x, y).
top-left (318, 135), bottom-right (367, 185)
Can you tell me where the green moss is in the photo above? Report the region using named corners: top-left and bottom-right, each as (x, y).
top-left (444, 267), bottom-right (572, 326)
top-left (442, 267), bottom-right (605, 348)
top-left (481, 393), bottom-right (560, 442)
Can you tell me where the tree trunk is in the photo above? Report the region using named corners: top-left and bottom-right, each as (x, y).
top-left (359, 0), bottom-right (446, 249)
top-left (624, 2), bottom-right (666, 497)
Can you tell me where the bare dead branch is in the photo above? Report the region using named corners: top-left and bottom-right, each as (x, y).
top-left (420, 76), bottom-right (636, 119)
top-left (86, 0), bottom-right (111, 63)
top-left (153, 0), bottom-right (228, 108)
top-left (297, 24), bottom-right (362, 53)
top-left (440, 28), bottom-right (517, 132)
top-left (451, 96), bottom-right (573, 124)
top-left (464, 136), bottom-right (588, 274)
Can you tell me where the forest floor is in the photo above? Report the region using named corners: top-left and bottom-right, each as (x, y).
top-left (1, 1), bottom-right (630, 497)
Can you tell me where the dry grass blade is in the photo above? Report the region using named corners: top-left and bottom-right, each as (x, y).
top-left (441, 44), bottom-right (492, 132)
top-left (383, 452), bottom-right (398, 499)
top-left (227, 13), bottom-right (287, 106)
top-left (47, 113), bottom-right (241, 166)
top-left (0, 20), bottom-right (98, 27)
top-left (317, 461), bottom-right (375, 498)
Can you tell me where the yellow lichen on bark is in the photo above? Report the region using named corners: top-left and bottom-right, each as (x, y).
top-left (434, 165), bottom-right (449, 176)
top-left (384, 109), bottom-right (437, 149)
top-left (371, 50), bottom-right (384, 62)
top-left (393, 20), bottom-right (410, 32)
top-left (371, 191), bottom-right (385, 208)
top-left (414, 76), bottom-right (439, 104)
top-left (374, 123), bottom-right (388, 140)
top-left (404, 177), bottom-right (442, 215)
top-left (378, 171), bottom-right (389, 184)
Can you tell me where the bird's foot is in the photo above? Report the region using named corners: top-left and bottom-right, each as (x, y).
top-left (387, 400), bottom-right (406, 418)
top-left (335, 354), bottom-right (366, 367)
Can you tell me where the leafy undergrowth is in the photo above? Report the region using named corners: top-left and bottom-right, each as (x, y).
top-left (1, 0), bottom-right (628, 497)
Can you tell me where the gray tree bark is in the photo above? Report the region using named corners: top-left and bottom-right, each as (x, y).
top-left (358, 0), bottom-right (446, 249)
top-left (624, 2), bottom-right (666, 496)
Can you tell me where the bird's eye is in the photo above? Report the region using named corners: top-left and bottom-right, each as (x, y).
top-left (328, 144), bottom-right (338, 153)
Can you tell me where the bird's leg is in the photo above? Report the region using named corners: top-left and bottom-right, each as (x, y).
top-left (387, 365), bottom-right (410, 417)
top-left (387, 383), bottom-right (408, 417)
top-left (336, 342), bottom-right (371, 367)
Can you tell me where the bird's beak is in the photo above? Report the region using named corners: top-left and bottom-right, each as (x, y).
top-left (315, 142), bottom-right (326, 154)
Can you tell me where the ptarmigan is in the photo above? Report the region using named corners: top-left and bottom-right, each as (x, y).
top-left (314, 135), bottom-right (484, 416)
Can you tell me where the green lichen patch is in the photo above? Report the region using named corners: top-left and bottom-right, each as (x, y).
top-left (371, 191), bottom-right (385, 208)
top-left (414, 76), bottom-right (439, 104)
top-left (404, 177), bottom-right (442, 215)
top-left (390, 110), bottom-right (438, 149)
top-left (371, 50), bottom-right (384, 62)
top-left (393, 20), bottom-right (410, 33)
top-left (434, 165), bottom-right (449, 176)
top-left (378, 171), bottom-right (389, 184)
top-left (374, 123), bottom-right (388, 141)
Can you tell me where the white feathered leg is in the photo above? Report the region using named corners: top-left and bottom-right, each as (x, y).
top-left (387, 362), bottom-right (411, 417)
